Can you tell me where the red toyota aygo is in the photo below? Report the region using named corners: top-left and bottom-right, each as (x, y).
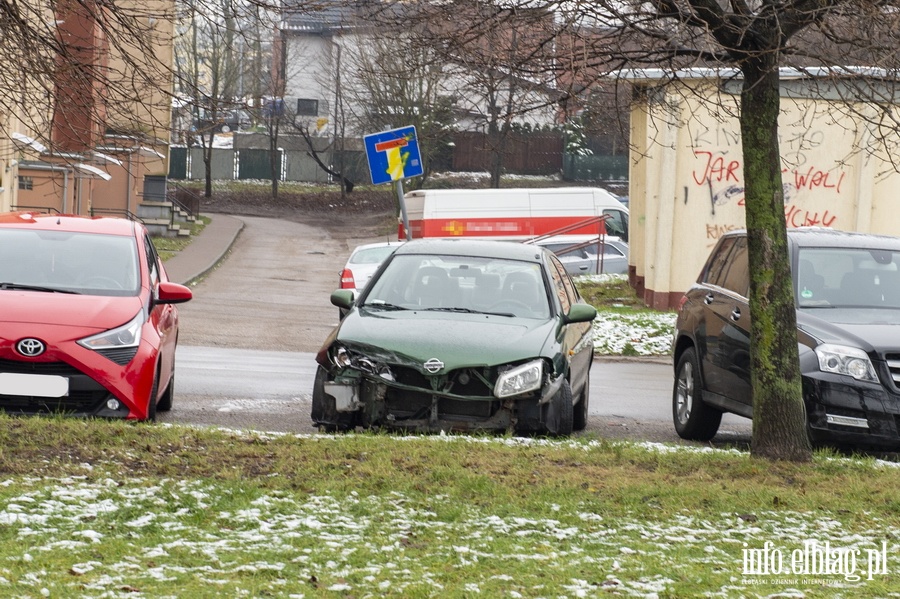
top-left (0, 212), bottom-right (192, 420)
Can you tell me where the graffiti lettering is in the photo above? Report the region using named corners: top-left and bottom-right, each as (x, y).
top-left (706, 223), bottom-right (740, 240)
top-left (790, 168), bottom-right (845, 193)
top-left (692, 127), bottom-right (741, 148)
top-left (703, 207), bottom-right (837, 241)
top-left (692, 151), bottom-right (741, 186)
top-left (785, 205), bottom-right (837, 228)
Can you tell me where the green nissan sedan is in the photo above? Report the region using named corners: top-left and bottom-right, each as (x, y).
top-left (313, 238), bottom-right (597, 436)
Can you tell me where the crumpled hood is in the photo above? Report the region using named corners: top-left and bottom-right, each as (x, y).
top-left (334, 308), bottom-right (556, 371)
top-left (0, 291), bottom-right (142, 332)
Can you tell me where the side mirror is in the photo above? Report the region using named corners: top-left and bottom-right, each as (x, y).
top-left (563, 303), bottom-right (597, 324)
top-left (156, 281), bottom-right (193, 305)
top-left (330, 289), bottom-right (355, 310)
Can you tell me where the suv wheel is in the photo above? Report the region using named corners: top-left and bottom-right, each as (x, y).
top-left (673, 347), bottom-right (722, 441)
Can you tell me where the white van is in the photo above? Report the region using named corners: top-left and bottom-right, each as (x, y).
top-left (401, 187), bottom-right (629, 242)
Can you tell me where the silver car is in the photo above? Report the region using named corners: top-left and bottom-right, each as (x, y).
top-left (536, 236), bottom-right (629, 276)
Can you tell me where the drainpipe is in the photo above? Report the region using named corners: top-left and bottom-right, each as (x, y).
top-left (126, 152), bottom-right (133, 214)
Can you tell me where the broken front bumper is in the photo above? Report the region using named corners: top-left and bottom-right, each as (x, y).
top-left (323, 367), bottom-right (565, 433)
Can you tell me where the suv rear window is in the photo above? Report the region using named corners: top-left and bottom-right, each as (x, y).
top-left (703, 236), bottom-right (749, 296)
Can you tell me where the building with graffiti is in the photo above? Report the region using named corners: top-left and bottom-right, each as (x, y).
top-left (624, 67), bottom-right (900, 309)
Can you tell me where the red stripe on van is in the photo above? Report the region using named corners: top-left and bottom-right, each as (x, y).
top-left (408, 216), bottom-right (607, 239)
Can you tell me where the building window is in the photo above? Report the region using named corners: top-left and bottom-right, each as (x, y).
top-left (296, 98), bottom-right (319, 116)
top-left (18, 176), bottom-right (33, 191)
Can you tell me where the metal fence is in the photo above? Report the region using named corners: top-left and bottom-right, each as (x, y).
top-left (168, 134), bottom-right (628, 183)
top-left (562, 154), bottom-right (629, 182)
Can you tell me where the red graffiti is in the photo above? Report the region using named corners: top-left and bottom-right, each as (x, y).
top-left (787, 168), bottom-right (845, 193)
top-left (785, 205), bottom-right (837, 228)
top-left (692, 151), bottom-right (741, 186)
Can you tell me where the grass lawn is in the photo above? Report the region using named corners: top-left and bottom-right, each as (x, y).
top-left (575, 274), bottom-right (676, 357)
top-left (0, 417), bottom-right (897, 597)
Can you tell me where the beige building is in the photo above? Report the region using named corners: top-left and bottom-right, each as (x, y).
top-left (625, 68), bottom-right (900, 309)
top-left (2, 0), bottom-right (175, 217)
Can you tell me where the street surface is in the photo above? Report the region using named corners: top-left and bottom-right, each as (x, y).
top-left (165, 214), bottom-right (753, 446)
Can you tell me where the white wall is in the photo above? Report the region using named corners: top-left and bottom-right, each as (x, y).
top-left (630, 76), bottom-right (900, 309)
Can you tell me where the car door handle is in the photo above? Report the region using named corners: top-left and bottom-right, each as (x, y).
top-left (704, 293), bottom-right (715, 305)
top-left (578, 266), bottom-right (588, 271)
top-left (731, 308), bottom-right (741, 321)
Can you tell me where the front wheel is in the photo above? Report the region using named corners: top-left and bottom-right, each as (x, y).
top-left (573, 374), bottom-right (590, 432)
top-left (672, 347), bottom-right (722, 441)
top-left (545, 380), bottom-right (574, 437)
top-left (157, 373), bottom-right (174, 412)
top-left (146, 373), bottom-right (159, 422)
top-left (311, 365), bottom-right (356, 432)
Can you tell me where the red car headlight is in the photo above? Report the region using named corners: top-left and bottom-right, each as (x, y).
top-left (77, 311), bottom-right (144, 364)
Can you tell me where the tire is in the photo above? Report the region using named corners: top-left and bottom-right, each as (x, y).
top-left (546, 379), bottom-right (574, 436)
top-left (672, 347), bottom-right (722, 441)
top-left (157, 373), bottom-right (174, 412)
top-left (573, 374), bottom-right (590, 432)
top-left (220, 124), bottom-right (231, 133)
top-left (310, 365), bottom-right (355, 432)
top-left (146, 373), bottom-right (159, 422)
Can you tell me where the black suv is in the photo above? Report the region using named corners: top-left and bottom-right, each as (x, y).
top-left (673, 227), bottom-right (900, 448)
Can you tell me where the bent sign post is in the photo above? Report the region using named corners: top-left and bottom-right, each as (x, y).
top-left (364, 126), bottom-right (423, 241)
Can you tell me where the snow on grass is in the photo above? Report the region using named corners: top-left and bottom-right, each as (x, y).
top-left (578, 274), bottom-right (677, 356)
top-left (0, 460), bottom-right (894, 597)
top-left (591, 309), bottom-right (676, 356)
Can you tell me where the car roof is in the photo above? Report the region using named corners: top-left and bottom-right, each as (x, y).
top-left (350, 241), bottom-right (402, 253)
top-left (788, 227), bottom-right (900, 250)
top-left (721, 227), bottom-right (900, 251)
top-left (534, 234), bottom-right (626, 245)
top-left (0, 212), bottom-right (137, 236)
top-left (392, 238), bottom-right (547, 263)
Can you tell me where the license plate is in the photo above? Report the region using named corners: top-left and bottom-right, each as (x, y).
top-left (0, 373), bottom-right (69, 398)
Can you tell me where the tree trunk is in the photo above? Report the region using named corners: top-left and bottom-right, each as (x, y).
top-left (269, 117), bottom-right (280, 199)
top-left (740, 61), bottom-right (812, 462)
top-left (203, 138), bottom-right (213, 198)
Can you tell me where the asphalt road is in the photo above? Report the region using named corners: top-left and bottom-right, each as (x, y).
top-left (165, 214), bottom-right (753, 445)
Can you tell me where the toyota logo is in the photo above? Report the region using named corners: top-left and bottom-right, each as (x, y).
top-left (423, 358), bottom-right (444, 373)
top-left (16, 338), bottom-right (46, 357)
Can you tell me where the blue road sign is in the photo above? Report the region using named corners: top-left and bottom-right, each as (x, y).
top-left (363, 126), bottom-right (423, 185)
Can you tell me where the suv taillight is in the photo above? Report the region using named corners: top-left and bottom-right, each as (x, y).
top-left (340, 269), bottom-right (356, 289)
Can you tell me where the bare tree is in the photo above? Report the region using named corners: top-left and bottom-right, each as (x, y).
top-left (418, 3), bottom-right (563, 187)
top-left (174, 0), bottom-right (250, 197)
top-left (1, 0), bottom-right (174, 152)
top-left (340, 31), bottom-right (454, 189)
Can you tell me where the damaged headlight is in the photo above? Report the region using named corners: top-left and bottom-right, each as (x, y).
top-left (333, 346), bottom-right (353, 368)
top-left (330, 345), bottom-right (394, 381)
top-left (494, 359), bottom-right (543, 398)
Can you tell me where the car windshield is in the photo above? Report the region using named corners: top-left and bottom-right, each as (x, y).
top-left (362, 253), bottom-right (551, 319)
top-left (0, 229), bottom-right (140, 297)
top-left (797, 247), bottom-right (900, 309)
top-left (349, 245), bottom-right (397, 265)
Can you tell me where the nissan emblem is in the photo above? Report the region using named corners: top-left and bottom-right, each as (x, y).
top-left (424, 358), bottom-right (444, 373)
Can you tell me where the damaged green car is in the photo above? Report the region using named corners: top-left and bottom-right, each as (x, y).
top-left (312, 239), bottom-right (597, 436)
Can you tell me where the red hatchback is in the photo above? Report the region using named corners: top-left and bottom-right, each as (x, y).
top-left (0, 212), bottom-right (192, 420)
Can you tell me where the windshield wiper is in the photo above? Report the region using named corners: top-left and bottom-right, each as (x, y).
top-left (361, 301), bottom-right (408, 311)
top-left (421, 307), bottom-right (515, 317)
top-left (0, 282), bottom-right (79, 294)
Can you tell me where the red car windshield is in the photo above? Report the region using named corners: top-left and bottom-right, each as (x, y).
top-left (0, 229), bottom-right (140, 296)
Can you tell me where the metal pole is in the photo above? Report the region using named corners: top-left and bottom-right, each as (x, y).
top-left (396, 179), bottom-right (411, 241)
